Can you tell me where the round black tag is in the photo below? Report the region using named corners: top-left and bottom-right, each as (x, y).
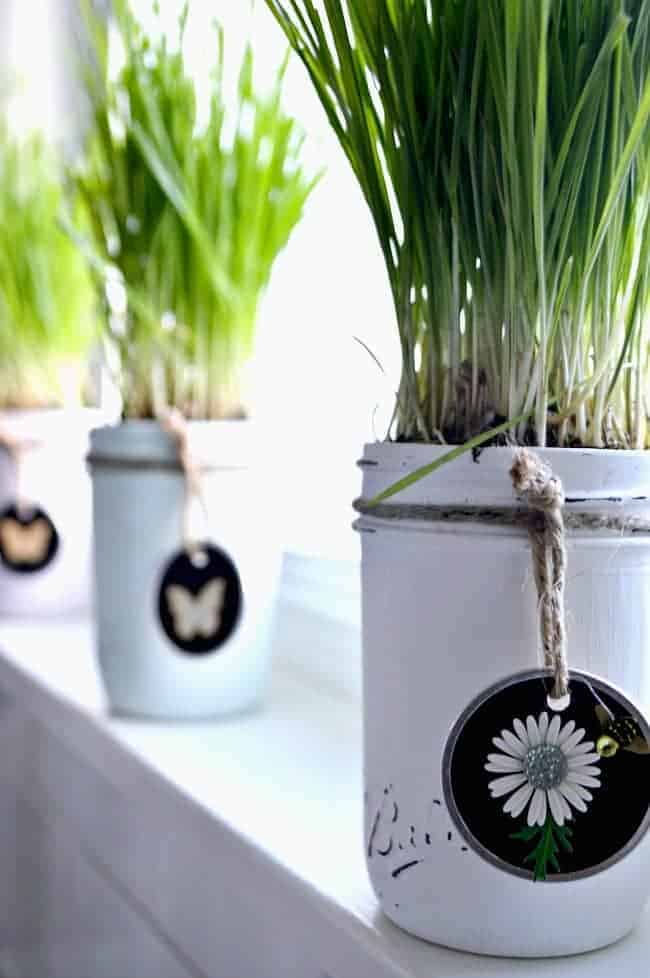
top-left (0, 503), bottom-right (59, 574)
top-left (157, 543), bottom-right (243, 655)
top-left (443, 669), bottom-right (650, 882)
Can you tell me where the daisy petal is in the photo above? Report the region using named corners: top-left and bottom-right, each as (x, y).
top-left (526, 715), bottom-right (541, 747)
top-left (548, 788), bottom-right (565, 826)
top-left (565, 740), bottom-right (596, 757)
top-left (485, 761), bottom-right (524, 774)
top-left (546, 715), bottom-right (562, 745)
top-left (567, 765), bottom-right (600, 778)
top-left (567, 753), bottom-right (600, 767)
top-left (527, 790), bottom-right (540, 826)
top-left (561, 729), bottom-right (588, 754)
top-left (538, 712), bottom-right (549, 739)
top-left (567, 772), bottom-right (601, 788)
top-left (492, 736), bottom-right (520, 758)
top-left (485, 753), bottom-right (525, 771)
top-left (572, 784), bottom-right (593, 802)
top-left (503, 783), bottom-right (534, 818)
top-left (488, 773), bottom-right (528, 797)
top-left (528, 788), bottom-right (547, 826)
top-left (512, 718), bottom-right (530, 750)
top-left (536, 790), bottom-right (548, 825)
top-left (513, 718), bottom-right (529, 746)
top-left (558, 791), bottom-right (573, 822)
top-left (558, 782), bottom-right (588, 813)
top-left (498, 730), bottom-right (528, 758)
top-left (556, 719), bottom-right (576, 746)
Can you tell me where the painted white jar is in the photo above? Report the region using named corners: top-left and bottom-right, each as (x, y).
top-left (89, 420), bottom-right (281, 720)
top-left (357, 444), bottom-right (650, 958)
top-left (0, 409), bottom-right (102, 618)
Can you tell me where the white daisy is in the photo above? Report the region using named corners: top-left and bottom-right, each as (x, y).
top-left (485, 712), bottom-right (601, 827)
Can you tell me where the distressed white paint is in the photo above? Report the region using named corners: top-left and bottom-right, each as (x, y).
top-left (358, 444), bottom-right (650, 957)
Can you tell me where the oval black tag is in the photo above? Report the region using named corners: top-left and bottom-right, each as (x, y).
top-left (443, 669), bottom-right (650, 882)
top-left (0, 503), bottom-right (59, 574)
top-left (157, 543), bottom-right (243, 655)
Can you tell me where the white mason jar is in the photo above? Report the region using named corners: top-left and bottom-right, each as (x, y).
top-left (0, 409), bottom-right (103, 618)
top-left (89, 420), bottom-right (282, 720)
top-left (357, 444), bottom-right (650, 957)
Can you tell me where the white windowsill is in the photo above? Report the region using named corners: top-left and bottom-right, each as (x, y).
top-left (0, 555), bottom-right (649, 977)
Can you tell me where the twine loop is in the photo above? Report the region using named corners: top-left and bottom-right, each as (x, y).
top-left (0, 429), bottom-right (41, 516)
top-left (510, 450), bottom-right (569, 701)
top-left (160, 409), bottom-right (209, 558)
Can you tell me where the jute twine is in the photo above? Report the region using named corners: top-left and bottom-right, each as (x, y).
top-left (354, 448), bottom-right (650, 701)
top-left (510, 450), bottom-right (568, 700)
top-left (160, 409), bottom-right (209, 558)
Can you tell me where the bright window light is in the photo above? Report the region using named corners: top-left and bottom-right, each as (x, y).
top-left (4, 0), bottom-right (400, 559)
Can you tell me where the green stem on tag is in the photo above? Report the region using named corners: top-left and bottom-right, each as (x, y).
top-left (510, 813), bottom-right (574, 881)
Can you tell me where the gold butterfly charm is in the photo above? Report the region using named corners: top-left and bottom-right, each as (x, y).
top-left (165, 579), bottom-right (227, 642)
top-left (0, 516), bottom-right (52, 565)
top-left (595, 705), bottom-right (650, 758)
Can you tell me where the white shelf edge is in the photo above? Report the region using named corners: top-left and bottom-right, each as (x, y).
top-left (0, 619), bottom-right (648, 978)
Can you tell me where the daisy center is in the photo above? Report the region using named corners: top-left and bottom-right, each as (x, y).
top-left (524, 744), bottom-right (567, 790)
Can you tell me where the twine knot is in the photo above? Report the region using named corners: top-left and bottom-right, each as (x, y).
top-left (510, 450), bottom-right (565, 512)
top-left (511, 449), bottom-right (569, 702)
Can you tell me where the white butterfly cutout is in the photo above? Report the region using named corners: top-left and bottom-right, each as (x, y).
top-left (165, 578), bottom-right (227, 642)
top-left (0, 517), bottom-right (51, 564)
